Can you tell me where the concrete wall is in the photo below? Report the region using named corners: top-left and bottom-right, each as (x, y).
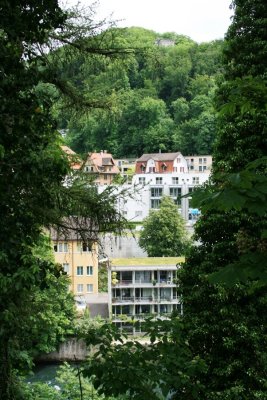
top-left (38, 338), bottom-right (88, 362)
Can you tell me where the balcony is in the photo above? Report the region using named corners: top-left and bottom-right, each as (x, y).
top-left (113, 279), bottom-right (133, 286)
top-left (112, 296), bottom-right (154, 304)
top-left (112, 297), bottom-right (134, 303)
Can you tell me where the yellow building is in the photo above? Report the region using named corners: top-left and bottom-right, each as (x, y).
top-left (51, 231), bottom-right (99, 296)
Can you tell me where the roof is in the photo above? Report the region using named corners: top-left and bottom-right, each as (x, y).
top-left (49, 217), bottom-right (98, 241)
top-left (61, 145), bottom-right (76, 155)
top-left (136, 152), bottom-right (182, 162)
top-left (84, 152), bottom-right (120, 173)
top-left (61, 145), bottom-right (82, 170)
top-left (111, 257), bottom-right (185, 266)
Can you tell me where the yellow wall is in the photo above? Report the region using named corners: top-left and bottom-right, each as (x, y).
top-left (53, 240), bottom-right (98, 295)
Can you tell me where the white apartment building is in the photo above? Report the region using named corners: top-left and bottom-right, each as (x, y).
top-left (108, 258), bottom-right (182, 334)
top-left (98, 152), bottom-right (211, 224)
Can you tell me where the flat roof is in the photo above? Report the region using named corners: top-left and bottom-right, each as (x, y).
top-left (111, 257), bottom-right (184, 266)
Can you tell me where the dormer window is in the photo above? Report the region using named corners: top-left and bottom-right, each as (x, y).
top-left (177, 158), bottom-right (181, 163)
top-left (161, 163), bottom-right (167, 171)
top-left (141, 163), bottom-right (146, 172)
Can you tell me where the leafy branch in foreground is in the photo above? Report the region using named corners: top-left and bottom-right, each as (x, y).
top-left (82, 318), bottom-right (207, 400)
top-left (190, 157), bottom-right (267, 285)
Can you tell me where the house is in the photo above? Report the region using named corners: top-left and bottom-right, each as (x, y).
top-left (51, 228), bottom-right (99, 296)
top-left (185, 155), bottom-right (212, 172)
top-left (83, 150), bottom-right (120, 185)
top-left (121, 152), bottom-right (211, 223)
top-left (135, 152), bottom-right (188, 174)
top-left (108, 258), bottom-right (183, 334)
top-left (61, 145), bottom-right (82, 171)
top-left (114, 158), bottom-right (136, 183)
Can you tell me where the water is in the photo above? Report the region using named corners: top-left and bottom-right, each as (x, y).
top-left (27, 363), bottom-right (61, 385)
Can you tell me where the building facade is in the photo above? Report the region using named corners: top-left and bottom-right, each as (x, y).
top-left (52, 233), bottom-right (99, 296)
top-left (185, 155), bottom-right (212, 172)
top-left (83, 151), bottom-right (120, 185)
top-left (108, 258), bottom-right (182, 334)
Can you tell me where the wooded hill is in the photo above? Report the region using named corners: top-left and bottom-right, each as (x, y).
top-left (55, 27), bottom-right (224, 158)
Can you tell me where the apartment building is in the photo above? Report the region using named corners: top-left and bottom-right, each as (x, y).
top-left (185, 155), bottom-right (212, 172)
top-left (108, 258), bottom-right (183, 334)
top-left (51, 229), bottom-right (99, 296)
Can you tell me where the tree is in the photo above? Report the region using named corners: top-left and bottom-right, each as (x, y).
top-left (178, 0), bottom-right (267, 398)
top-left (138, 196), bottom-right (190, 256)
top-left (0, 2), bottom-right (129, 399)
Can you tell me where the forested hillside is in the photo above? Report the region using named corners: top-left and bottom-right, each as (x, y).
top-left (55, 27), bottom-right (224, 157)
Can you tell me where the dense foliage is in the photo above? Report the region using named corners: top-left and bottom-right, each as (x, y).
top-left (0, 1), bottom-right (129, 399)
top-left (178, 0), bottom-right (267, 398)
top-left (139, 196), bottom-right (190, 256)
top-left (20, 362), bottom-right (127, 400)
top-left (60, 28), bottom-right (223, 157)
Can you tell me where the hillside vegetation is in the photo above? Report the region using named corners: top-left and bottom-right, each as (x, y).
top-left (55, 27), bottom-right (224, 157)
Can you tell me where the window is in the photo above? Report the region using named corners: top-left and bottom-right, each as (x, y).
top-left (199, 166), bottom-right (203, 171)
top-left (151, 187), bottom-right (163, 197)
top-left (169, 187), bottom-right (182, 206)
top-left (180, 167), bottom-right (184, 172)
top-left (173, 167), bottom-right (177, 172)
top-left (203, 158), bottom-right (207, 163)
top-left (191, 158), bottom-right (194, 163)
top-left (139, 177), bottom-right (145, 185)
top-left (172, 177), bottom-right (179, 184)
top-left (169, 187), bottom-right (181, 197)
top-left (199, 158), bottom-right (202, 164)
top-left (151, 199), bottom-right (160, 209)
top-left (149, 167), bottom-right (155, 173)
top-left (156, 177), bottom-right (163, 184)
top-left (193, 177), bottom-right (200, 185)
top-left (203, 165), bottom-right (207, 171)
top-left (87, 284), bottom-right (93, 293)
top-left (190, 165), bottom-right (194, 170)
top-left (81, 241), bottom-right (92, 252)
top-left (77, 266), bottom-right (83, 275)
top-left (177, 158), bottom-right (181, 163)
top-left (63, 263), bottom-right (70, 273)
top-left (161, 164), bottom-right (167, 171)
top-left (77, 284), bottom-right (83, 293)
top-left (87, 266), bottom-right (93, 276)
top-left (104, 174), bottom-right (108, 180)
top-left (141, 164), bottom-right (145, 172)
top-left (54, 242), bottom-right (68, 253)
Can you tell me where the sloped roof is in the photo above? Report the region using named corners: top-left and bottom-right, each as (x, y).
top-left (61, 145), bottom-right (82, 170)
top-left (49, 217), bottom-right (98, 241)
top-left (136, 152), bottom-right (182, 162)
top-left (84, 152), bottom-right (120, 173)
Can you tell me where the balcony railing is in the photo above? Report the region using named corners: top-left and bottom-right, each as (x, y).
top-left (113, 279), bottom-right (175, 286)
top-left (115, 280), bottom-right (133, 285)
top-left (112, 297), bottom-right (134, 303)
top-left (112, 296), bottom-right (179, 303)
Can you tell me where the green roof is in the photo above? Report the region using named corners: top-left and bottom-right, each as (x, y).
top-left (111, 257), bottom-right (185, 266)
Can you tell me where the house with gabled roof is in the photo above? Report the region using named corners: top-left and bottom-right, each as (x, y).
top-left (83, 150), bottom-right (120, 185)
top-left (135, 152), bottom-right (188, 174)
